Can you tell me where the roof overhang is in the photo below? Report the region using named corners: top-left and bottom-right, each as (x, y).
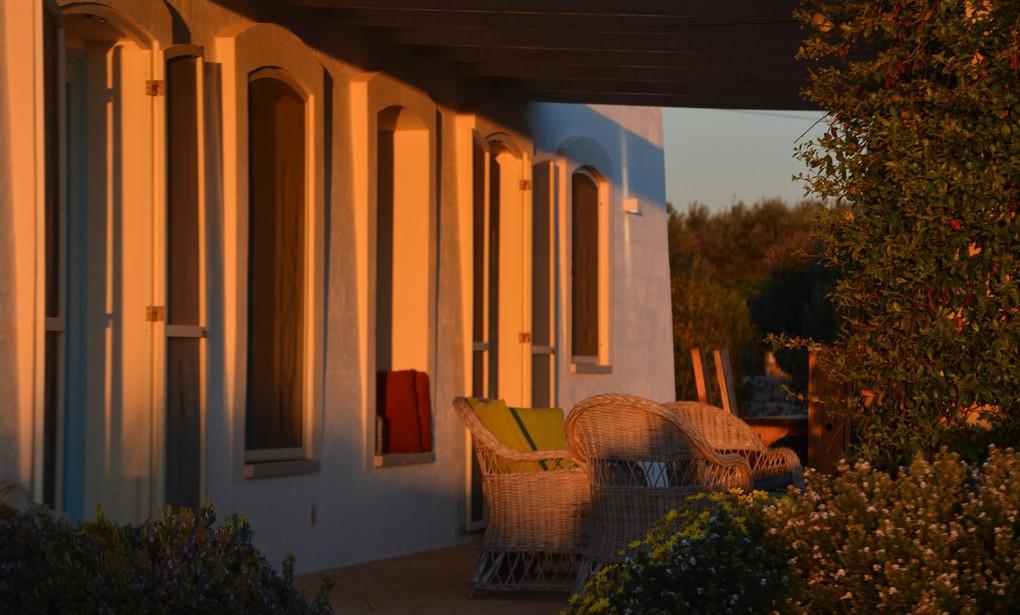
top-left (271, 0), bottom-right (816, 110)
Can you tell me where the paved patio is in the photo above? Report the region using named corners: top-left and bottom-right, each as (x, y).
top-left (296, 543), bottom-right (569, 615)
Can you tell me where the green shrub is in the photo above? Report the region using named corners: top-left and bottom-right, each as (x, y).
top-left (564, 491), bottom-right (788, 615)
top-left (792, 0), bottom-right (1020, 470)
top-left (0, 504), bottom-right (333, 615)
top-left (945, 417), bottom-right (1020, 464)
top-left (567, 448), bottom-right (1020, 614)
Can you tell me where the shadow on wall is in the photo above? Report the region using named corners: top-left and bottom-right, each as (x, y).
top-left (206, 0), bottom-right (667, 215)
top-left (528, 103), bottom-right (668, 209)
top-left (162, 0), bottom-right (191, 44)
top-left (0, 3), bottom-right (22, 482)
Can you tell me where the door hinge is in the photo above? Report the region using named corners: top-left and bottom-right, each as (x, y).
top-left (145, 80), bottom-right (165, 96)
top-left (519, 179), bottom-right (532, 191)
top-left (518, 332), bottom-right (532, 343)
top-left (146, 306), bottom-right (165, 322)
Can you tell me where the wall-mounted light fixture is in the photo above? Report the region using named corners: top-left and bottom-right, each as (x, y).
top-left (623, 197), bottom-right (641, 215)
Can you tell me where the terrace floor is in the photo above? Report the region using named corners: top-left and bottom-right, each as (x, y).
top-left (296, 542), bottom-right (568, 615)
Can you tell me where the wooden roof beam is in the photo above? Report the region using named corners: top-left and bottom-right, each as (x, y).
top-left (372, 24), bottom-right (803, 54)
top-left (435, 46), bottom-right (799, 69)
top-left (292, 6), bottom-right (797, 34)
top-left (277, 0), bottom-right (797, 21)
top-left (507, 77), bottom-right (804, 98)
top-left (522, 90), bottom-right (812, 111)
top-left (456, 61), bottom-right (807, 84)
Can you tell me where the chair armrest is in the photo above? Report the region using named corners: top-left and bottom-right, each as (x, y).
top-left (487, 448), bottom-right (582, 474)
top-left (498, 448), bottom-right (575, 463)
top-left (752, 447), bottom-right (801, 473)
top-left (736, 446), bottom-right (804, 490)
top-left (709, 452), bottom-right (753, 491)
top-left (770, 446), bottom-right (802, 466)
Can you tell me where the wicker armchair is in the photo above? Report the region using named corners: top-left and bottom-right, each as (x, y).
top-left (664, 401), bottom-right (804, 491)
top-left (565, 394), bottom-right (752, 583)
top-left (452, 397), bottom-right (589, 594)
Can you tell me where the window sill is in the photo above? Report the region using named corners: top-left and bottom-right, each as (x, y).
top-left (571, 362), bottom-right (612, 375)
top-left (374, 451), bottom-right (436, 468)
top-left (244, 458), bottom-right (320, 479)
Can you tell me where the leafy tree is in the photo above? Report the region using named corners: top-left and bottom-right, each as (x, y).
top-left (668, 200), bottom-right (835, 404)
top-left (793, 0), bottom-right (1020, 469)
top-left (670, 256), bottom-right (756, 403)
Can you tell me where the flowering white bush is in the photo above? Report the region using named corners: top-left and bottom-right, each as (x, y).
top-left (768, 447), bottom-right (1020, 613)
top-left (567, 447), bottom-right (1020, 614)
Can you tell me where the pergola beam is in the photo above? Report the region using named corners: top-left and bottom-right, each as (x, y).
top-left (509, 77), bottom-right (800, 98)
top-left (278, 0), bottom-right (797, 21)
top-left (294, 6), bottom-right (797, 34)
top-left (456, 61), bottom-right (806, 84)
top-left (266, 0), bottom-right (815, 109)
top-left (436, 47), bottom-right (801, 70)
top-left (371, 24), bottom-right (803, 54)
top-left (521, 90), bottom-right (808, 111)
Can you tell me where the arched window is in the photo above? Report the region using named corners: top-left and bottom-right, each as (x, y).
top-left (245, 74), bottom-right (307, 458)
top-left (569, 165), bottom-right (612, 371)
top-left (217, 23), bottom-right (325, 476)
top-left (571, 169), bottom-right (601, 360)
top-left (375, 106), bottom-right (433, 457)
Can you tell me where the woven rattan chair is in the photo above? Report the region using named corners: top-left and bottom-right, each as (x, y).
top-left (565, 393), bottom-right (752, 585)
top-left (452, 397), bottom-right (589, 594)
top-left (664, 401), bottom-right (804, 491)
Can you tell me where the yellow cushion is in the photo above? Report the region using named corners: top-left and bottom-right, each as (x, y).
top-left (468, 400), bottom-right (569, 473)
top-left (510, 407), bottom-right (569, 452)
top-left (468, 399), bottom-right (532, 453)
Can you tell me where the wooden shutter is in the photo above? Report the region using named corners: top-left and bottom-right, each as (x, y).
top-left (165, 52), bottom-right (203, 507)
top-left (531, 161), bottom-right (556, 406)
top-left (42, 7), bottom-right (63, 509)
top-left (487, 154), bottom-right (501, 395)
top-left (471, 140), bottom-right (490, 398)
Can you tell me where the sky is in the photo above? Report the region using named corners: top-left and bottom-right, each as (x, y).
top-left (662, 107), bottom-right (828, 214)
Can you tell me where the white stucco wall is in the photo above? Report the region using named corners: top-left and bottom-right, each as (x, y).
top-left (0, 0), bottom-right (675, 575)
top-left (170, 0), bottom-right (474, 574)
top-left (527, 103), bottom-right (676, 411)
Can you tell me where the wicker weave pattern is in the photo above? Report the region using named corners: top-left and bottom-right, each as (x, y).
top-left (452, 398), bottom-right (589, 593)
top-left (565, 394), bottom-right (753, 579)
top-left (664, 401), bottom-right (804, 489)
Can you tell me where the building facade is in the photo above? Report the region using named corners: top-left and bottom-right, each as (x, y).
top-left (0, 0), bottom-right (674, 572)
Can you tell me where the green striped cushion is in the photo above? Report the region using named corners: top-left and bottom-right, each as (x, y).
top-left (468, 399), bottom-right (569, 471)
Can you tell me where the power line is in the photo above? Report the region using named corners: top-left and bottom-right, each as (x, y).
top-left (715, 109), bottom-right (825, 121)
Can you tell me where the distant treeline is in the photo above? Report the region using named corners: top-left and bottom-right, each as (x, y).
top-left (668, 198), bottom-right (837, 405)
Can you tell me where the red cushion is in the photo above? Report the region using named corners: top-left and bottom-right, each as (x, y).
top-left (377, 370), bottom-right (432, 453)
